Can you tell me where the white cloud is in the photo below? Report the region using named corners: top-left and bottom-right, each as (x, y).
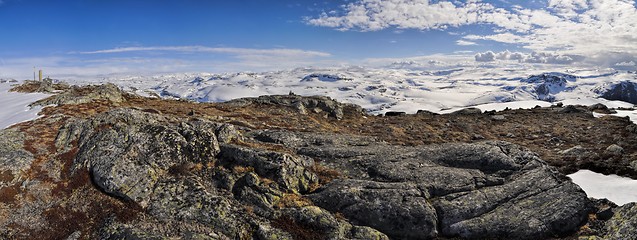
top-left (308, 0), bottom-right (637, 68)
top-left (79, 46), bottom-right (331, 58)
top-left (307, 0), bottom-right (531, 32)
top-left (0, 47), bottom-right (336, 80)
top-left (475, 51), bottom-right (496, 62)
top-left (456, 40), bottom-right (477, 46)
top-left (474, 50), bottom-right (578, 64)
top-left (364, 53), bottom-right (476, 70)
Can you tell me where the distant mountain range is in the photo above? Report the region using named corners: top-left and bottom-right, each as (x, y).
top-left (62, 67), bottom-right (637, 114)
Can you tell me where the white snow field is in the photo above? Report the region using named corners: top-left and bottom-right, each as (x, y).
top-left (568, 170), bottom-right (637, 206)
top-left (61, 66), bottom-right (637, 115)
top-left (0, 81), bottom-right (50, 129)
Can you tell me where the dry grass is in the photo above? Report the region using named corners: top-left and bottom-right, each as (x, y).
top-left (310, 164), bottom-right (342, 186)
top-left (275, 193), bottom-right (313, 209)
top-left (334, 212), bottom-right (348, 222)
top-left (232, 166), bottom-right (255, 175)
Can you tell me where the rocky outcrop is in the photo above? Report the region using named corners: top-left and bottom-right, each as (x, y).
top-left (46, 107), bottom-right (371, 239)
top-left (523, 73), bottom-right (576, 102)
top-left (59, 109), bottom-right (220, 207)
top-left (598, 81), bottom-right (637, 104)
top-left (251, 130), bottom-right (592, 239)
top-left (219, 144), bottom-right (318, 194)
top-left (32, 83), bottom-right (125, 106)
top-left (301, 73), bottom-right (353, 82)
top-left (220, 95), bottom-right (365, 120)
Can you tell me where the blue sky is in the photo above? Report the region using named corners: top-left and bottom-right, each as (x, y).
top-left (0, 0), bottom-right (636, 78)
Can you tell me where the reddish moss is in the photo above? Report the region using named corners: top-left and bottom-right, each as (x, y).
top-left (0, 184), bottom-right (21, 204)
top-left (0, 170), bottom-right (14, 182)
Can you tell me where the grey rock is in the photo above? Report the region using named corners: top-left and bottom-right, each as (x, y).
top-left (599, 81), bottom-right (637, 104)
top-left (605, 144), bottom-right (624, 156)
top-left (221, 95), bottom-right (364, 120)
top-left (254, 131), bottom-right (591, 239)
top-left (232, 172), bottom-right (283, 218)
top-left (63, 231), bottom-right (82, 240)
top-left (255, 224), bottom-right (294, 240)
top-left (72, 109), bottom-right (220, 207)
top-left (559, 105), bottom-right (591, 114)
top-left (491, 115), bottom-right (506, 120)
top-left (310, 180), bottom-right (438, 239)
top-left (588, 103), bottom-right (616, 114)
top-left (603, 202), bottom-right (637, 239)
top-left (98, 215), bottom-right (231, 240)
top-left (280, 206), bottom-right (390, 240)
top-left (384, 111), bottom-right (406, 117)
top-left (219, 144), bottom-right (318, 193)
top-left (560, 145), bottom-right (588, 156)
top-left (32, 83), bottom-right (125, 106)
top-left (631, 160), bottom-right (637, 171)
top-left (472, 134), bottom-right (485, 140)
top-left (215, 124), bottom-right (243, 143)
top-left (37, 78), bottom-right (55, 92)
top-left (147, 177), bottom-right (251, 238)
top-left (416, 109), bottom-right (439, 116)
top-left (0, 129), bottom-right (34, 177)
top-left (451, 107), bottom-right (482, 115)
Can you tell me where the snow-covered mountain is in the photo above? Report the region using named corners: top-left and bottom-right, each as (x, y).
top-left (60, 66), bottom-right (637, 114)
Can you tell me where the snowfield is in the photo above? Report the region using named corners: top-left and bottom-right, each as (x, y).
top-left (0, 81), bottom-right (50, 129)
top-left (62, 66), bottom-right (637, 115)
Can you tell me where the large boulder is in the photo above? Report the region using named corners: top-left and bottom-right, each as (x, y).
top-left (68, 109), bottom-right (221, 207)
top-left (218, 144), bottom-right (318, 194)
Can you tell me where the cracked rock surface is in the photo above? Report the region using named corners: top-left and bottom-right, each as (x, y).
top-left (252, 130), bottom-right (592, 239)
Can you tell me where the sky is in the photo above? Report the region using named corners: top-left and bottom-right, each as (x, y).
top-left (0, 0), bottom-right (636, 79)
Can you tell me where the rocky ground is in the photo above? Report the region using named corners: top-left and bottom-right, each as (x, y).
top-left (1, 80), bottom-right (637, 239)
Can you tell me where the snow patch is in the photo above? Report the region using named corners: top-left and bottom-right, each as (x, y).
top-left (0, 82), bottom-right (51, 129)
top-left (568, 170), bottom-right (637, 206)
